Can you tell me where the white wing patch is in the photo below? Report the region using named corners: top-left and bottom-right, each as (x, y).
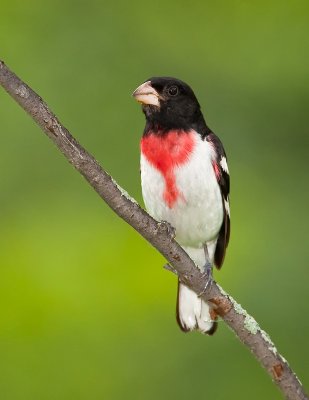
top-left (224, 198), bottom-right (230, 217)
top-left (220, 156), bottom-right (229, 173)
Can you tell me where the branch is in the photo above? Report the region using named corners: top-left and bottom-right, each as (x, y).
top-left (0, 60), bottom-right (307, 400)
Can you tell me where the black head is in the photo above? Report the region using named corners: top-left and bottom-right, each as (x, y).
top-left (132, 77), bottom-right (210, 136)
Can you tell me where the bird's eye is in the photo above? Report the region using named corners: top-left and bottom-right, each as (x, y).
top-left (167, 85), bottom-right (179, 96)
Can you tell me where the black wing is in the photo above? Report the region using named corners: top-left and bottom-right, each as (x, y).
top-left (206, 132), bottom-right (230, 269)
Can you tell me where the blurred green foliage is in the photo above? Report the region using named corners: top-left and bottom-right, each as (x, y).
top-left (0, 1), bottom-right (308, 399)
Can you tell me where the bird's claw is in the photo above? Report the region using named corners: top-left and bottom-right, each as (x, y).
top-left (159, 221), bottom-right (176, 239)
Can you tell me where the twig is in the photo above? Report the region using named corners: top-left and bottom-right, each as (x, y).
top-left (0, 60), bottom-right (307, 400)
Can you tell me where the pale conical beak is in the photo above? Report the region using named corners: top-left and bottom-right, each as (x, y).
top-left (132, 81), bottom-right (160, 106)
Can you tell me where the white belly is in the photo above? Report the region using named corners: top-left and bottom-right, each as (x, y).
top-left (141, 135), bottom-right (223, 248)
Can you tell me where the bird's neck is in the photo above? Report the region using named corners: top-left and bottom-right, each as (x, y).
top-left (143, 110), bottom-right (211, 138)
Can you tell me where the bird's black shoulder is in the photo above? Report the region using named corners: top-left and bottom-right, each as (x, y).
top-left (206, 132), bottom-right (230, 200)
top-left (206, 132), bottom-right (230, 269)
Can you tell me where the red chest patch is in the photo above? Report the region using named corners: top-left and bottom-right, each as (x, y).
top-left (141, 130), bottom-right (195, 208)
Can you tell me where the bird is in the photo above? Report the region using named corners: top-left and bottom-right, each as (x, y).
top-left (132, 77), bottom-right (230, 334)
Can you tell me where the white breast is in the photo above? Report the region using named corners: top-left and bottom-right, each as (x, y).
top-left (141, 133), bottom-right (223, 248)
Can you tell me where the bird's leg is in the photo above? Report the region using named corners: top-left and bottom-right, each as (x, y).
top-left (198, 244), bottom-right (213, 296)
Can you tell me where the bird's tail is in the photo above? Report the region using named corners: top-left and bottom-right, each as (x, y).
top-left (176, 245), bottom-right (218, 334)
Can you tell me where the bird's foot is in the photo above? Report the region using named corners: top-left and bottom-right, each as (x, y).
top-left (158, 220), bottom-right (176, 239)
top-left (198, 262), bottom-right (213, 297)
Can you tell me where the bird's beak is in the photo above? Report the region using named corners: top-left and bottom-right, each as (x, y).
top-left (132, 81), bottom-right (160, 107)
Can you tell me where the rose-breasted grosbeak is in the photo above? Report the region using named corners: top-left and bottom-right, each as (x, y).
top-left (133, 77), bottom-right (230, 334)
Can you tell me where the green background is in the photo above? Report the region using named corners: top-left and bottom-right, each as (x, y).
top-left (1, 1), bottom-right (308, 399)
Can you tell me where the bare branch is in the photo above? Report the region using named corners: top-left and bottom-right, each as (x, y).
top-left (0, 60), bottom-right (307, 400)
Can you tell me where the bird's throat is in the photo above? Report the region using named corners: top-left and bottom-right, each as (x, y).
top-left (141, 130), bottom-right (195, 208)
